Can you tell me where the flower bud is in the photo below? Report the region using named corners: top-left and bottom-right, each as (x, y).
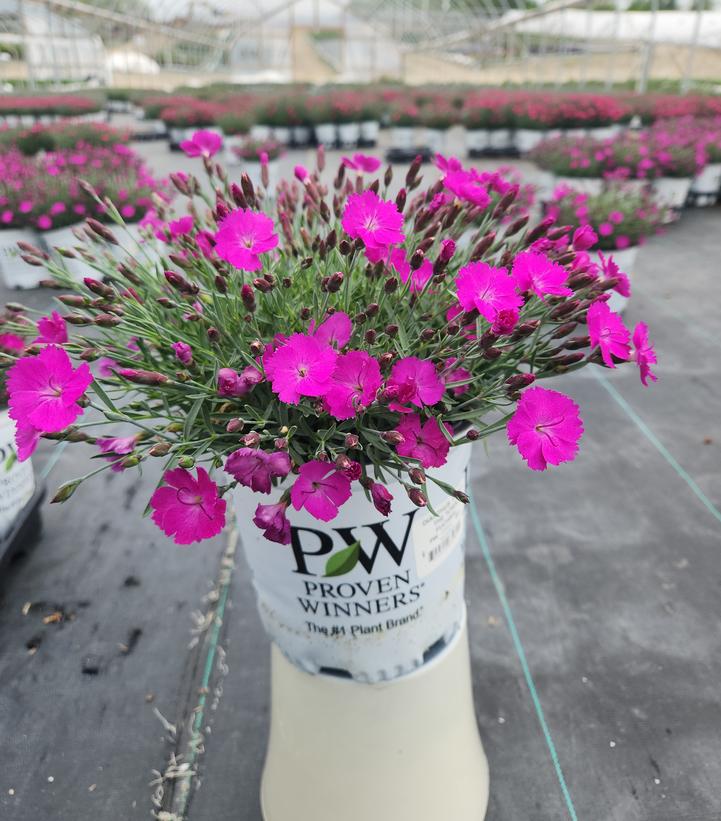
top-left (59, 294), bottom-right (89, 307)
top-left (86, 218), bottom-right (118, 245)
top-left (564, 335), bottom-right (590, 350)
top-left (384, 165), bottom-right (393, 187)
top-left (409, 468), bottom-right (425, 485)
top-left (466, 429), bottom-right (480, 441)
top-left (504, 214), bottom-right (529, 238)
top-left (339, 239), bottom-right (352, 256)
top-left (226, 418), bottom-right (244, 433)
top-left (483, 347), bottom-right (502, 361)
top-left (241, 172), bottom-right (255, 204)
top-left (510, 320), bottom-right (540, 340)
top-left (364, 329), bottom-right (377, 344)
top-left (381, 431), bottom-right (404, 445)
top-left (253, 278), bottom-right (271, 293)
top-left (395, 188), bottom-right (407, 212)
top-left (525, 216), bottom-right (555, 244)
top-left (453, 490), bottom-right (470, 504)
top-left (241, 283), bottom-right (256, 311)
top-left (164, 270), bottom-right (198, 295)
top-left (249, 339), bottom-right (264, 356)
top-left (345, 433), bottom-right (360, 449)
top-left (242, 432), bottom-right (261, 447)
top-left (178, 455), bottom-right (195, 469)
top-left (95, 314), bottom-right (121, 327)
top-left (149, 442), bottom-right (171, 457)
top-left (327, 271), bottom-right (344, 293)
top-left (207, 327), bottom-right (220, 343)
top-left (117, 368), bottom-right (169, 385)
top-left (230, 182), bottom-right (247, 208)
top-left (410, 248), bottom-right (425, 270)
top-left (492, 185), bottom-right (519, 219)
top-left (550, 300), bottom-right (580, 319)
top-left (568, 272), bottom-right (597, 290)
top-left (379, 352), bottom-right (394, 368)
top-left (51, 479), bottom-right (81, 504)
top-left (384, 276), bottom-right (399, 294)
top-left (505, 373), bottom-right (536, 391)
top-left (552, 322), bottom-right (577, 338)
top-left (405, 155), bottom-right (423, 189)
top-left (407, 487), bottom-right (427, 507)
top-left (385, 324), bottom-right (398, 337)
top-left (470, 231), bottom-right (495, 261)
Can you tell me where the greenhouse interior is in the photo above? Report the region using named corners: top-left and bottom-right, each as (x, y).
top-left (0, 1), bottom-right (720, 820)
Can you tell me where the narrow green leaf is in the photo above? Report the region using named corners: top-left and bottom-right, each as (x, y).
top-left (324, 542), bottom-right (360, 577)
top-left (92, 379), bottom-right (118, 413)
top-left (184, 396), bottom-right (205, 440)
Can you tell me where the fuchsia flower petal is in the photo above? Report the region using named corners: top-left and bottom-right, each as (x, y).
top-left (171, 341), bottom-right (193, 365)
top-left (326, 350), bottom-right (382, 420)
top-left (7, 346), bottom-right (92, 455)
top-left (587, 301), bottom-right (631, 368)
top-left (395, 415), bottom-right (452, 469)
top-left (507, 386), bottom-right (584, 472)
top-left (341, 191), bottom-right (405, 262)
top-left (456, 261), bottom-right (523, 322)
top-left (443, 169), bottom-right (492, 209)
top-left (35, 311), bottom-right (67, 345)
top-left (312, 311), bottom-right (352, 348)
top-left (512, 250), bottom-right (573, 300)
top-left (225, 447), bottom-right (291, 494)
top-left (214, 208), bottom-right (279, 272)
top-left (180, 130), bottom-right (223, 159)
top-left (290, 461), bottom-right (352, 522)
top-left (633, 322), bottom-right (658, 387)
top-left (150, 467), bottom-right (226, 545)
top-left (253, 502), bottom-right (291, 544)
top-left (597, 251), bottom-right (631, 298)
top-left (265, 333), bottom-right (337, 405)
top-left (370, 482), bottom-right (393, 516)
top-left (96, 434), bottom-right (137, 473)
top-left (342, 154), bottom-right (381, 173)
top-left (387, 357), bottom-right (444, 409)
top-left (0, 333), bottom-right (24, 353)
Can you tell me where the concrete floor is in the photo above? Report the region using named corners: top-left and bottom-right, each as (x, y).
top-left (0, 133), bottom-right (720, 821)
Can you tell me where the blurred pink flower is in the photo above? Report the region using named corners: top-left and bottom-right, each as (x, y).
top-left (587, 301), bottom-right (631, 367)
top-left (253, 501), bottom-right (291, 544)
top-left (633, 322), bottom-right (658, 387)
top-left (180, 130), bottom-right (223, 159)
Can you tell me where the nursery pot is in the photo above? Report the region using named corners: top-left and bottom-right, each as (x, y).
top-left (224, 134), bottom-right (246, 166)
top-left (0, 228), bottom-right (46, 289)
top-left (0, 409), bottom-right (36, 542)
top-left (587, 125), bottom-right (619, 141)
top-left (251, 124), bottom-right (273, 141)
top-left (690, 163), bottom-right (721, 205)
top-left (552, 176), bottom-right (603, 196)
top-left (424, 127), bottom-right (446, 154)
top-left (465, 128), bottom-right (489, 154)
top-left (292, 126), bottom-right (312, 146)
top-left (314, 123), bottom-right (338, 148)
top-left (487, 128), bottom-right (512, 152)
top-left (272, 126), bottom-right (291, 145)
top-left (653, 177), bottom-right (692, 214)
top-left (514, 128), bottom-right (545, 154)
top-left (390, 126), bottom-right (416, 152)
top-left (592, 244), bottom-right (638, 315)
top-left (338, 122), bottom-right (361, 148)
top-left (234, 442), bottom-right (489, 820)
top-left (564, 127), bottom-right (587, 139)
top-left (360, 120), bottom-right (380, 144)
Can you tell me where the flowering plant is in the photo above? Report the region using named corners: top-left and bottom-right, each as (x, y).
top-left (0, 122), bottom-right (130, 157)
top-left (0, 94), bottom-right (101, 118)
top-left (160, 101), bottom-right (225, 128)
top-left (420, 102), bottom-right (459, 131)
top-left (546, 185), bottom-right (662, 251)
top-left (215, 111), bottom-right (252, 137)
top-left (529, 136), bottom-right (608, 178)
top-left (0, 135), bottom-right (657, 547)
top-left (232, 138), bottom-right (284, 163)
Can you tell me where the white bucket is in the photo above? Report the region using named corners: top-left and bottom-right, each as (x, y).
top-left (292, 126), bottom-right (312, 145)
top-left (487, 128), bottom-right (512, 152)
top-left (465, 129), bottom-right (489, 153)
top-left (553, 176), bottom-right (604, 196)
top-left (653, 177), bottom-right (692, 214)
top-left (424, 128), bottom-right (446, 154)
top-left (314, 122), bottom-right (338, 148)
top-left (272, 126), bottom-right (291, 145)
top-left (234, 442), bottom-right (472, 683)
top-left (0, 228), bottom-right (46, 289)
top-left (250, 124), bottom-right (273, 141)
top-left (390, 127), bottom-right (416, 152)
top-left (0, 409), bottom-right (35, 542)
top-left (338, 122), bottom-right (361, 148)
top-left (515, 128), bottom-right (545, 154)
top-left (690, 163), bottom-right (721, 199)
top-left (360, 120), bottom-right (380, 144)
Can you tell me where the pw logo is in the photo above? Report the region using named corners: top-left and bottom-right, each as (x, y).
top-left (289, 510), bottom-right (419, 577)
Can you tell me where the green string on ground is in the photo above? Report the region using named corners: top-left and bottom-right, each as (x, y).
top-left (593, 370), bottom-right (721, 526)
top-left (469, 494), bottom-right (580, 821)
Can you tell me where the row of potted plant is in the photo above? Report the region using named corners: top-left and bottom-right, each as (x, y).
top-left (0, 122), bottom-right (130, 156)
top-left (529, 119), bottom-right (721, 214)
top-left (0, 95), bottom-right (103, 127)
top-left (0, 144), bottom-right (167, 289)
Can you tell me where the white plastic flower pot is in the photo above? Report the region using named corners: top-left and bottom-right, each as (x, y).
top-left (564, 127), bottom-right (588, 139)
top-left (235, 442), bottom-right (472, 681)
top-left (234, 442), bottom-right (489, 821)
top-left (592, 245), bottom-right (638, 315)
top-left (588, 125), bottom-right (619, 141)
top-left (423, 127), bottom-right (446, 154)
top-left (360, 120), bottom-right (380, 144)
top-left (547, 128), bottom-right (563, 140)
top-left (0, 409), bottom-right (36, 542)
top-left (465, 128), bottom-right (489, 154)
top-left (515, 128), bottom-right (545, 154)
top-left (141, 118), bottom-right (166, 136)
top-left (42, 224), bottom-right (89, 282)
top-left (168, 126), bottom-right (186, 148)
top-left (292, 126), bottom-right (311, 146)
top-left (487, 128), bottom-right (512, 152)
top-left (337, 122), bottom-right (361, 148)
top-left (314, 123), bottom-right (338, 148)
top-left (251, 124), bottom-right (273, 141)
top-left (0, 228), bottom-right (46, 289)
top-left (553, 176), bottom-right (603, 196)
top-left (653, 177), bottom-right (692, 214)
top-left (390, 126), bottom-right (416, 152)
top-left (242, 159), bottom-right (279, 195)
top-left (272, 126), bottom-right (291, 145)
top-left (690, 162), bottom-right (721, 205)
